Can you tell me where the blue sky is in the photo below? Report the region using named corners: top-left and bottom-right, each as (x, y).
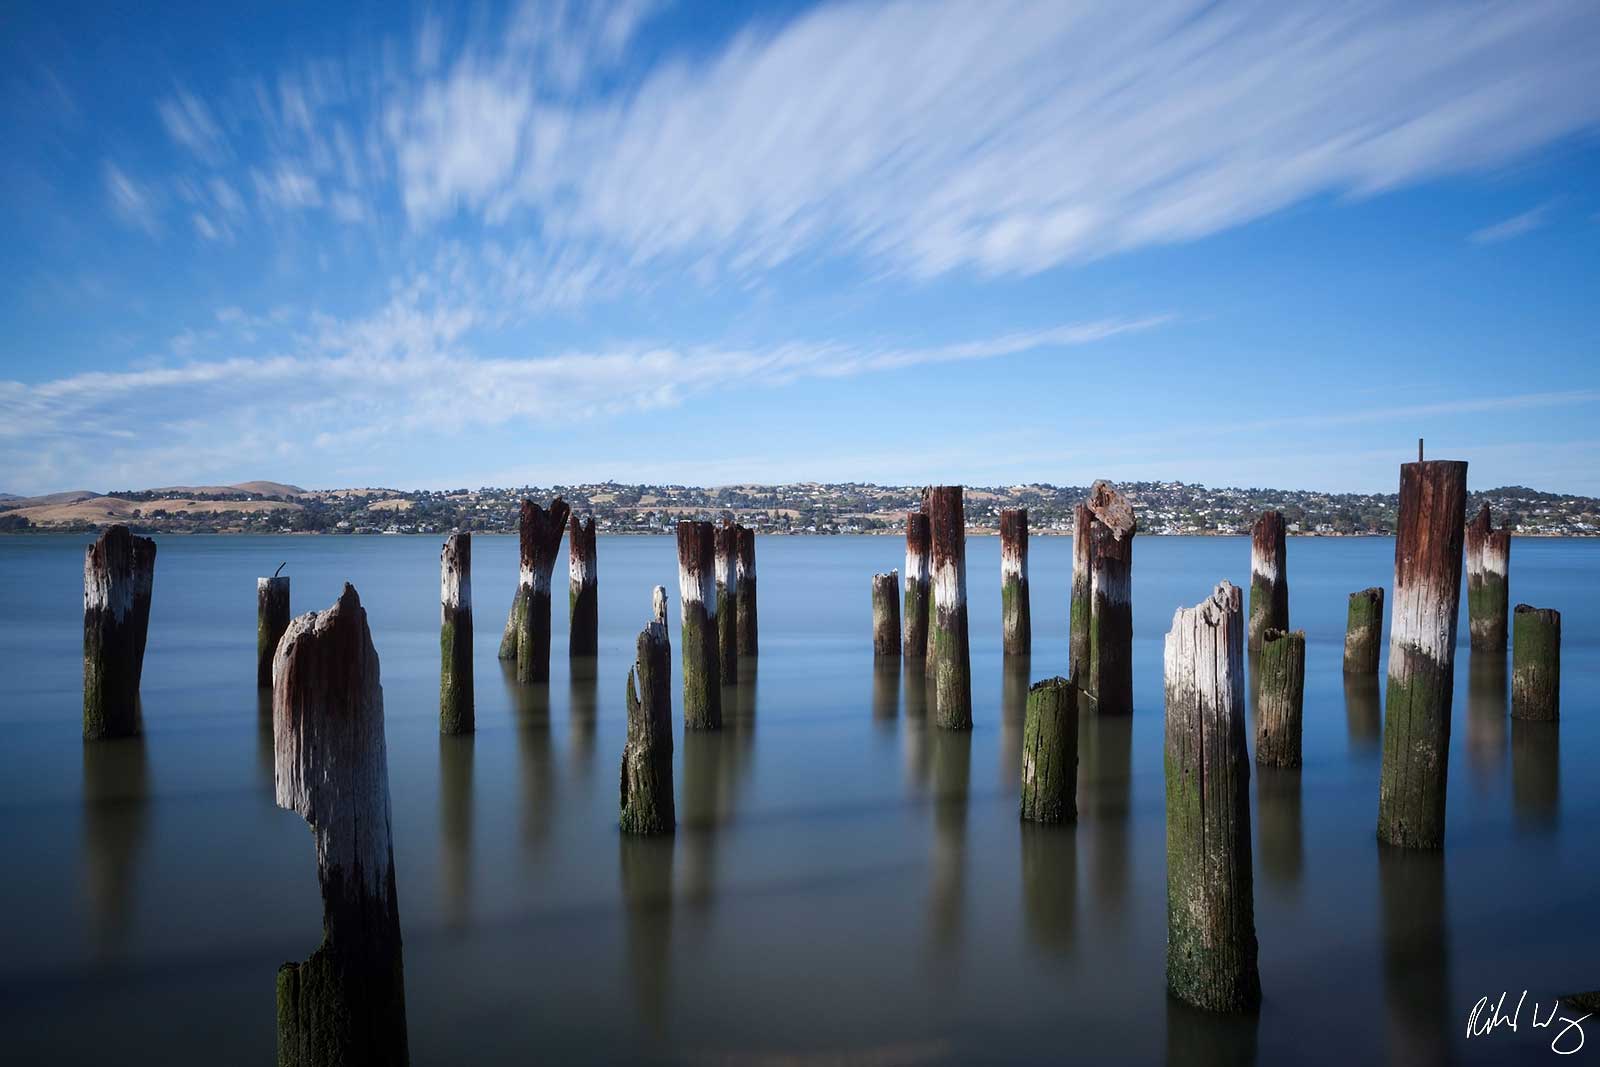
top-left (2, 0), bottom-right (1598, 496)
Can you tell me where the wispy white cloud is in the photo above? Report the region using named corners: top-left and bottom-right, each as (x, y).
top-left (1470, 203), bottom-right (1553, 244)
top-left (103, 163), bottom-right (159, 235)
top-left (158, 89), bottom-right (229, 165)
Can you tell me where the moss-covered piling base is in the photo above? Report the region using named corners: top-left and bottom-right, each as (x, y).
top-left (1020, 676), bottom-right (1078, 823)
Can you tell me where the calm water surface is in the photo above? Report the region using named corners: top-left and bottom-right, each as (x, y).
top-left (1, 533), bottom-right (1595, 1064)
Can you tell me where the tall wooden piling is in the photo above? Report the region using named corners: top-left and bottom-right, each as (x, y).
top-left (257, 568), bottom-right (290, 689)
top-left (1019, 676), bottom-right (1078, 824)
top-left (440, 532), bottom-right (473, 735)
top-left (83, 524), bottom-right (157, 740)
top-left (927, 486), bottom-right (972, 730)
top-left (1255, 629), bottom-right (1305, 768)
top-left (508, 497), bottom-right (571, 684)
top-left (735, 525), bottom-right (758, 656)
top-left (1377, 459), bottom-right (1468, 849)
top-left (621, 609), bottom-right (675, 835)
top-left (1248, 511), bottom-right (1288, 651)
top-left (1164, 580), bottom-right (1260, 1013)
top-left (903, 511), bottom-right (931, 659)
top-left (1344, 587), bottom-right (1385, 674)
top-left (1087, 481), bottom-right (1136, 714)
top-left (1069, 502), bottom-right (1091, 682)
top-left (1000, 508), bottom-right (1031, 657)
top-left (272, 584), bottom-right (409, 1066)
top-left (715, 521), bottom-right (739, 679)
top-left (1511, 605), bottom-right (1560, 721)
top-left (569, 513), bottom-right (598, 657)
top-left (1465, 504), bottom-right (1510, 653)
top-left (677, 521), bottom-right (721, 730)
top-left (872, 571), bottom-right (901, 659)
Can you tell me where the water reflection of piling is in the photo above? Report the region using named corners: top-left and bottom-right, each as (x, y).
top-left (257, 689), bottom-right (276, 790)
top-left (501, 660), bottom-right (556, 848)
top-left (1255, 766), bottom-right (1302, 892)
top-left (1343, 673), bottom-right (1381, 753)
top-left (872, 659), bottom-right (900, 723)
top-left (81, 735), bottom-right (149, 955)
top-left (1165, 995), bottom-right (1260, 1067)
top-left (681, 729), bottom-right (738, 909)
top-left (999, 655), bottom-right (1030, 786)
top-left (1465, 656), bottom-right (1508, 786)
top-left (439, 734), bottom-right (474, 929)
top-left (1019, 822), bottom-right (1076, 957)
top-left (1077, 709), bottom-right (1132, 925)
top-left (1511, 719), bottom-right (1560, 829)
top-left (569, 656), bottom-right (599, 778)
top-left (902, 663), bottom-right (932, 790)
top-left (928, 729), bottom-right (971, 953)
top-left (1378, 846), bottom-right (1451, 1067)
top-left (619, 836), bottom-right (675, 1037)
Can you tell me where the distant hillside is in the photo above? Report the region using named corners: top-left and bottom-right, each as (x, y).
top-left (1, 489), bottom-right (102, 509)
top-left (4, 496), bottom-right (302, 527)
top-left (145, 481), bottom-right (307, 497)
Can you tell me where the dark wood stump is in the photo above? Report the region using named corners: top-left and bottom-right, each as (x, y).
top-left (1164, 580), bottom-right (1260, 1013)
top-left (272, 584), bottom-right (409, 1066)
top-left (677, 521), bottom-right (721, 729)
top-left (439, 533), bottom-right (473, 735)
top-left (735, 524), bottom-right (758, 656)
top-left (1019, 676), bottom-right (1077, 823)
top-left (1069, 502), bottom-right (1091, 683)
top-left (1254, 629), bottom-right (1305, 768)
top-left (903, 511), bottom-right (930, 660)
top-left (715, 520), bottom-right (739, 679)
top-left (1378, 459), bottom-right (1468, 849)
top-left (1248, 510), bottom-right (1288, 651)
top-left (872, 570), bottom-right (901, 659)
top-left (1000, 507), bottom-right (1031, 657)
top-left (569, 513), bottom-right (598, 658)
top-left (1511, 604), bottom-right (1560, 721)
top-left (927, 486), bottom-right (971, 729)
top-left (1465, 503), bottom-right (1510, 653)
top-left (257, 571), bottom-right (290, 690)
top-left (621, 613), bottom-right (675, 834)
top-left (83, 524), bottom-right (156, 740)
top-left (511, 497), bottom-right (570, 683)
top-left (1087, 481), bottom-right (1136, 715)
top-left (1343, 587), bottom-right (1384, 675)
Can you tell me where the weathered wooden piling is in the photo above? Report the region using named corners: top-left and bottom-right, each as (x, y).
top-left (1377, 459), bottom-right (1468, 850)
top-left (903, 511), bottom-right (931, 659)
top-left (872, 570), bottom-right (901, 659)
top-left (83, 524), bottom-right (157, 740)
top-left (927, 486), bottom-right (972, 730)
top-left (272, 584), bottom-right (408, 1066)
top-left (1087, 481), bottom-right (1137, 715)
top-left (1343, 587), bottom-right (1385, 674)
top-left (508, 497), bottom-right (571, 684)
top-left (257, 567), bottom-right (290, 690)
top-left (1247, 511), bottom-right (1288, 651)
top-left (677, 521), bottom-right (721, 730)
top-left (621, 609), bottom-right (675, 835)
top-left (715, 521), bottom-right (739, 679)
top-left (735, 524), bottom-right (758, 656)
top-left (1000, 508), bottom-right (1031, 657)
top-left (439, 532), bottom-right (473, 735)
top-left (1164, 580), bottom-right (1260, 1013)
top-left (568, 513), bottom-right (598, 658)
top-left (1254, 629), bottom-right (1305, 768)
top-left (1465, 504), bottom-right (1510, 653)
top-left (1511, 604), bottom-right (1560, 721)
top-left (1019, 676), bottom-right (1078, 824)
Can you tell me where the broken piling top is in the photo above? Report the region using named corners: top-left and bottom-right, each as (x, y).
top-left (652, 585), bottom-right (669, 627)
top-left (621, 613), bottom-right (675, 835)
top-left (441, 532), bottom-right (471, 612)
top-left (1165, 581), bottom-right (1245, 714)
top-left (568, 512), bottom-right (597, 588)
top-left (1087, 480), bottom-right (1137, 540)
top-left (518, 496), bottom-right (571, 592)
top-left (83, 524), bottom-right (158, 739)
top-left (257, 573), bottom-right (291, 690)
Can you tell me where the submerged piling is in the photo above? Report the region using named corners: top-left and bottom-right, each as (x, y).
top-left (1019, 676), bottom-right (1078, 824)
top-left (872, 571), bottom-right (901, 659)
top-left (927, 486), bottom-right (972, 730)
top-left (1000, 508), bottom-right (1031, 657)
top-left (272, 584), bottom-right (409, 1066)
top-left (677, 521), bottom-right (721, 730)
top-left (510, 497), bottom-right (571, 684)
top-left (1511, 605), bottom-right (1560, 721)
top-left (1255, 629), bottom-right (1305, 768)
top-left (1087, 481), bottom-right (1137, 714)
top-left (83, 524), bottom-right (157, 740)
top-left (1378, 459), bottom-right (1468, 849)
top-left (1248, 511), bottom-right (1288, 651)
top-left (257, 567), bottom-right (290, 690)
top-left (1164, 580), bottom-right (1260, 1013)
top-left (903, 511), bottom-right (931, 659)
top-left (715, 521), bottom-right (739, 679)
top-left (1069, 503), bottom-right (1091, 682)
top-left (621, 607), bottom-right (675, 835)
top-left (440, 532), bottom-right (473, 735)
top-left (1465, 504), bottom-right (1510, 653)
top-left (569, 513), bottom-right (598, 658)
top-left (1343, 588), bottom-right (1385, 675)
top-left (735, 524), bottom-right (758, 656)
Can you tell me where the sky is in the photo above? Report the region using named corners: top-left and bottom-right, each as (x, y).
top-left (1, 0), bottom-right (1598, 496)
